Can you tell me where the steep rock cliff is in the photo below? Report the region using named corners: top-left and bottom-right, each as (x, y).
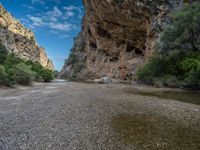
top-left (61, 0), bottom-right (183, 80)
top-left (0, 4), bottom-right (54, 70)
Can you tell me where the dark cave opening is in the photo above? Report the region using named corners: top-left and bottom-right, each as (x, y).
top-left (90, 42), bottom-right (97, 49)
top-left (96, 26), bottom-right (111, 38)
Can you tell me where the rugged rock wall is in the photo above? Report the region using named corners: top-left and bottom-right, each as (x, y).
top-left (0, 4), bottom-right (54, 70)
top-left (60, 0), bottom-right (183, 80)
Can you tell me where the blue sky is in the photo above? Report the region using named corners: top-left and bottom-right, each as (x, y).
top-left (0, 0), bottom-right (84, 70)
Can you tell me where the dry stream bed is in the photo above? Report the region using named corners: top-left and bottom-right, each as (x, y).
top-left (0, 81), bottom-right (199, 149)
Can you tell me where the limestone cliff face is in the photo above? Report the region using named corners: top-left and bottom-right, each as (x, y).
top-left (61, 0), bottom-right (183, 80)
top-left (0, 4), bottom-right (54, 70)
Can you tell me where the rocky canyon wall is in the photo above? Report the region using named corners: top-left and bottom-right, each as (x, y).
top-left (60, 0), bottom-right (183, 80)
top-left (0, 4), bottom-right (54, 70)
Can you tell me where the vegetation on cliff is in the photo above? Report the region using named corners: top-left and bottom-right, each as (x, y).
top-left (137, 2), bottom-right (200, 89)
top-left (0, 44), bottom-right (54, 86)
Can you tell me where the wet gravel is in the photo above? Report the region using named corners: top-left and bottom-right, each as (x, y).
top-left (0, 81), bottom-right (200, 150)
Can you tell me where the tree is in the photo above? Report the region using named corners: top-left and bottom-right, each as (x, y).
top-left (137, 2), bottom-right (200, 88)
top-left (0, 44), bottom-right (8, 64)
top-left (39, 69), bottom-right (54, 82)
top-left (159, 2), bottom-right (200, 54)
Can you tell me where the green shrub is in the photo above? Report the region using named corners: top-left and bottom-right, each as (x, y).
top-left (161, 75), bottom-right (180, 88)
top-left (136, 2), bottom-right (200, 89)
top-left (39, 69), bottom-right (54, 82)
top-left (6, 68), bottom-right (16, 85)
top-left (0, 44), bottom-right (54, 86)
top-left (183, 69), bottom-right (200, 88)
top-left (25, 60), bottom-right (54, 82)
top-left (3, 53), bottom-right (22, 69)
top-left (14, 63), bottom-right (35, 85)
top-left (136, 55), bottom-right (166, 83)
top-left (0, 45), bottom-right (8, 64)
top-left (180, 53), bottom-right (200, 73)
top-left (34, 73), bottom-right (43, 82)
top-left (0, 65), bottom-right (9, 86)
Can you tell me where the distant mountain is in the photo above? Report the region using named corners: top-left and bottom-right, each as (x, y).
top-left (0, 4), bottom-right (54, 70)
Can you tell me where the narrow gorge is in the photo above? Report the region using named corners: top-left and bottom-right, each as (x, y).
top-left (60, 0), bottom-right (183, 80)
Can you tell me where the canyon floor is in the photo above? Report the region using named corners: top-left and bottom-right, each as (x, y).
top-left (0, 80), bottom-right (200, 150)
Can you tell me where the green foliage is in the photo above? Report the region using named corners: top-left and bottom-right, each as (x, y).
top-left (6, 68), bottom-right (16, 85)
top-left (3, 53), bottom-right (22, 69)
top-left (14, 63), bottom-right (34, 85)
top-left (137, 52), bottom-right (200, 88)
top-left (0, 44), bottom-right (54, 86)
top-left (0, 65), bottom-right (9, 86)
top-left (137, 3), bottom-right (200, 89)
top-left (161, 75), bottom-right (180, 88)
top-left (0, 45), bottom-right (8, 64)
top-left (137, 56), bottom-right (162, 83)
top-left (39, 68), bottom-right (54, 82)
top-left (159, 2), bottom-right (200, 53)
top-left (24, 60), bottom-right (54, 82)
top-left (180, 53), bottom-right (200, 73)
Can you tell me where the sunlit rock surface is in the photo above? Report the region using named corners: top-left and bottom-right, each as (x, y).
top-left (0, 4), bottom-right (54, 70)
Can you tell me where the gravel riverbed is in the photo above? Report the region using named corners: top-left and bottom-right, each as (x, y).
top-left (0, 81), bottom-right (200, 150)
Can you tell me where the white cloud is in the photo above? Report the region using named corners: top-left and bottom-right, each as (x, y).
top-left (45, 6), bottom-right (63, 22)
top-left (63, 5), bottom-right (83, 20)
top-left (26, 6), bottom-right (81, 34)
top-left (49, 22), bottom-right (72, 31)
top-left (27, 15), bottom-right (44, 26)
top-left (22, 4), bottom-right (38, 11)
top-left (66, 11), bottom-right (75, 17)
top-left (27, 15), bottom-right (74, 32)
top-left (63, 6), bottom-right (82, 13)
top-left (46, 7), bottom-right (63, 17)
top-left (32, 0), bottom-right (45, 5)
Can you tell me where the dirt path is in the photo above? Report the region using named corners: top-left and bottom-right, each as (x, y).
top-left (0, 80), bottom-right (200, 150)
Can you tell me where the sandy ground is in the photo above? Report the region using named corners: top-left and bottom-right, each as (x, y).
top-left (0, 80), bottom-right (199, 150)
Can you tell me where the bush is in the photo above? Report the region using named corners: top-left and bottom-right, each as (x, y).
top-left (161, 75), bottom-right (180, 88)
top-left (14, 63), bottom-right (35, 85)
top-left (137, 51), bottom-right (200, 88)
top-left (39, 69), bottom-right (54, 82)
top-left (3, 53), bottom-right (22, 69)
top-left (0, 65), bottom-right (9, 86)
top-left (136, 55), bottom-right (166, 83)
top-left (0, 44), bottom-right (54, 86)
top-left (25, 60), bottom-right (54, 82)
top-left (6, 68), bottom-right (16, 85)
top-left (136, 2), bottom-right (200, 89)
top-left (0, 45), bottom-right (8, 64)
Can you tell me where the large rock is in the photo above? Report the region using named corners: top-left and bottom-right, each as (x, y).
top-left (94, 76), bottom-right (113, 84)
top-left (0, 4), bottom-right (54, 70)
top-left (60, 0), bottom-right (183, 80)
